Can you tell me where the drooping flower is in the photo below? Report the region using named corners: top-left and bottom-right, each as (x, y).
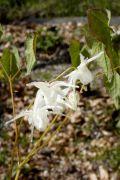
top-left (56, 88), bottom-right (80, 111)
top-left (27, 81), bottom-right (78, 114)
top-left (28, 107), bottom-right (50, 131)
top-left (5, 89), bottom-right (50, 131)
top-left (5, 107), bottom-right (50, 131)
top-left (65, 52), bottom-right (104, 85)
top-left (5, 80), bottom-right (77, 131)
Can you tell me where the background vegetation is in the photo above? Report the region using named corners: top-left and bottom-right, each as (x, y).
top-left (0, 0), bottom-right (120, 22)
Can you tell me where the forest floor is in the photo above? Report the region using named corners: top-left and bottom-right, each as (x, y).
top-left (0, 22), bottom-right (120, 180)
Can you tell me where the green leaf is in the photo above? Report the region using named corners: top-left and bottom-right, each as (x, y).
top-left (12, 47), bottom-right (21, 69)
top-left (87, 9), bottom-right (120, 74)
top-left (69, 40), bottom-right (80, 68)
top-left (81, 45), bottom-right (90, 58)
top-left (25, 35), bottom-right (37, 75)
top-left (104, 72), bottom-right (120, 109)
top-left (82, 24), bottom-right (96, 48)
top-left (92, 42), bottom-right (112, 80)
top-left (87, 9), bottom-right (112, 45)
top-left (0, 68), bottom-right (4, 79)
top-left (91, 42), bottom-right (120, 110)
top-left (0, 48), bottom-right (19, 80)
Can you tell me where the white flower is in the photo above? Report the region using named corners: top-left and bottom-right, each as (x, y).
top-left (29, 89), bottom-right (49, 130)
top-left (27, 81), bottom-right (77, 114)
top-left (67, 91), bottom-right (80, 110)
top-left (65, 52), bottom-right (104, 85)
top-left (6, 77), bottom-right (80, 132)
top-left (28, 107), bottom-right (50, 131)
top-left (6, 80), bottom-right (76, 131)
top-left (58, 90), bottom-right (80, 111)
top-left (5, 89), bottom-right (50, 131)
top-left (5, 106), bottom-right (50, 131)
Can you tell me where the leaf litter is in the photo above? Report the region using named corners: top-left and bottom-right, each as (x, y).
top-left (0, 22), bottom-right (120, 179)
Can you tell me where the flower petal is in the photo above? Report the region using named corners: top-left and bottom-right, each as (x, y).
top-left (26, 81), bottom-right (49, 88)
top-left (78, 65), bottom-right (94, 85)
top-left (86, 51), bottom-right (104, 64)
top-left (5, 110), bottom-right (32, 125)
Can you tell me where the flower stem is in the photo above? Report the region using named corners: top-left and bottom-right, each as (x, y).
top-left (50, 66), bottom-right (75, 83)
top-left (8, 78), bottom-right (20, 178)
top-left (15, 116), bottom-right (67, 180)
top-left (19, 115), bottom-right (58, 168)
top-left (15, 168), bottom-right (21, 180)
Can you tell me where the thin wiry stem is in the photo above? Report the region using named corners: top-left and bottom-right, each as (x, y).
top-left (11, 69), bottom-right (21, 81)
top-left (50, 66), bottom-right (75, 83)
top-left (8, 78), bottom-right (20, 179)
top-left (19, 115), bottom-right (58, 168)
top-left (15, 168), bottom-right (21, 180)
top-left (15, 116), bottom-right (68, 180)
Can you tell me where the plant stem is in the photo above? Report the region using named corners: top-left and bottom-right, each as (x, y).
top-left (15, 168), bottom-right (21, 180)
top-left (50, 66), bottom-right (75, 83)
top-left (15, 115), bottom-right (67, 180)
top-left (19, 115), bottom-right (58, 168)
top-left (8, 78), bottom-right (20, 178)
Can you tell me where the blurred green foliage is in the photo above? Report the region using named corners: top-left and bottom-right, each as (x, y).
top-left (37, 0), bottom-right (120, 16)
top-left (94, 146), bottom-right (120, 170)
top-left (69, 39), bottom-right (80, 68)
top-left (0, 0), bottom-right (36, 22)
top-left (0, 0), bottom-right (120, 22)
top-left (36, 27), bottom-right (63, 51)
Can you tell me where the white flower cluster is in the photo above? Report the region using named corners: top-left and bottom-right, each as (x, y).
top-left (6, 52), bottom-right (103, 131)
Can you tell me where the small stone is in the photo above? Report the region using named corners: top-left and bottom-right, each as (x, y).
top-left (99, 166), bottom-right (109, 180)
top-left (89, 172), bottom-right (98, 180)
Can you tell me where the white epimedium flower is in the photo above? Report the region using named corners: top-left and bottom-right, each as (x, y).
top-left (27, 81), bottom-right (77, 93)
top-left (5, 91), bottom-right (59, 131)
top-left (27, 81), bottom-right (78, 114)
top-left (58, 90), bottom-right (80, 111)
top-left (6, 80), bottom-right (78, 131)
top-left (5, 106), bottom-right (50, 131)
top-left (51, 84), bottom-right (80, 111)
top-left (29, 107), bottom-right (50, 131)
top-left (6, 88), bottom-right (50, 131)
top-left (65, 52), bottom-right (104, 85)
